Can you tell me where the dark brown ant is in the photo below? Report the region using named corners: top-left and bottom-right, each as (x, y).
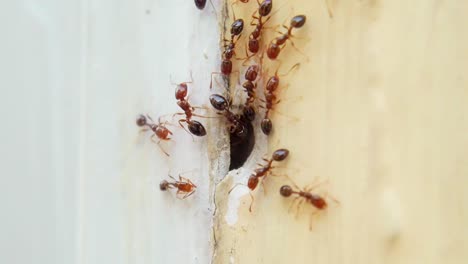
top-left (173, 80), bottom-right (207, 137)
top-left (266, 15), bottom-right (307, 60)
top-left (261, 63), bottom-right (299, 135)
top-left (280, 181), bottom-right (339, 230)
top-left (209, 94), bottom-right (247, 138)
top-left (136, 114), bottom-right (173, 156)
top-left (210, 13), bottom-right (244, 88)
top-left (229, 148), bottom-right (289, 212)
top-left (160, 174), bottom-right (197, 199)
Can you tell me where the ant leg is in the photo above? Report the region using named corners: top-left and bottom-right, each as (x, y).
top-left (308, 210), bottom-right (319, 231)
top-left (324, 0), bottom-right (334, 19)
top-left (248, 192), bottom-right (255, 212)
top-left (323, 190), bottom-right (340, 206)
top-left (261, 180), bottom-right (268, 195)
top-left (178, 119), bottom-right (195, 141)
top-left (295, 199), bottom-right (305, 219)
top-left (210, 72), bottom-right (224, 89)
top-left (228, 183), bottom-right (248, 194)
top-left (288, 196), bottom-right (300, 213)
top-left (288, 40), bottom-right (309, 61)
top-left (151, 135), bottom-right (170, 156)
top-left (168, 174), bottom-right (177, 181)
top-left (304, 179), bottom-right (329, 193)
top-left (183, 190), bottom-right (196, 199)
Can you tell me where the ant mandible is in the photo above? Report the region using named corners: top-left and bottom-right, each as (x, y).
top-left (173, 79), bottom-right (207, 137)
top-left (209, 94), bottom-right (247, 139)
top-left (210, 10), bottom-right (244, 88)
top-left (261, 63), bottom-right (299, 135)
top-left (160, 174), bottom-right (197, 199)
top-left (279, 181), bottom-right (339, 230)
top-left (266, 15), bottom-right (307, 60)
top-left (229, 148), bottom-right (289, 212)
top-left (136, 114), bottom-right (173, 156)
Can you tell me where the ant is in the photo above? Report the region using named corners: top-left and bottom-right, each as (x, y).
top-left (279, 180), bottom-right (339, 230)
top-left (266, 15), bottom-right (307, 60)
top-left (261, 63), bottom-right (299, 135)
top-left (241, 65), bottom-right (260, 121)
top-left (246, 0), bottom-right (273, 56)
top-left (209, 94), bottom-right (247, 139)
top-left (229, 148), bottom-right (289, 212)
top-left (160, 174), bottom-right (197, 199)
top-left (136, 114), bottom-right (173, 156)
top-left (173, 79), bottom-right (207, 137)
top-left (210, 11), bottom-right (244, 88)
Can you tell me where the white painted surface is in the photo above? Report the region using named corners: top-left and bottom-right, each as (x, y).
top-left (0, 0), bottom-right (221, 263)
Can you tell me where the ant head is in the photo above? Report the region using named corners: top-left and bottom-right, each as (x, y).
top-left (247, 176), bottom-right (259, 190)
top-left (136, 115), bottom-right (147, 127)
top-left (272, 148), bottom-right (289, 161)
top-left (290, 15), bottom-right (306, 28)
top-left (209, 94), bottom-right (229, 111)
top-left (231, 19), bottom-right (244, 36)
top-left (159, 180), bottom-right (169, 191)
top-left (261, 118), bottom-right (272, 135)
top-left (175, 83), bottom-right (188, 100)
top-left (259, 0), bottom-right (273, 17)
top-left (188, 120), bottom-right (207, 137)
top-left (280, 185), bottom-right (293, 197)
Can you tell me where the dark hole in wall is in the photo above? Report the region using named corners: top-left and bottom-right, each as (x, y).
top-left (229, 117), bottom-right (255, 170)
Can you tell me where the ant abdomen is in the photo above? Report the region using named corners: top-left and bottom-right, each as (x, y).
top-left (209, 94), bottom-right (228, 111)
top-left (259, 0), bottom-right (273, 17)
top-left (272, 148), bottom-right (289, 161)
top-left (194, 0), bottom-right (206, 10)
top-left (261, 118), bottom-right (272, 135)
top-left (188, 120), bottom-right (207, 136)
top-left (291, 15), bottom-right (306, 28)
top-left (231, 19), bottom-right (244, 36)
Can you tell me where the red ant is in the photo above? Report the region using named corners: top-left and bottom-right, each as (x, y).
top-left (209, 94), bottom-right (247, 138)
top-left (241, 64), bottom-right (260, 121)
top-left (173, 80), bottom-right (207, 137)
top-left (246, 0), bottom-right (273, 56)
top-left (229, 148), bottom-right (289, 212)
top-left (210, 13), bottom-right (244, 88)
top-left (279, 181), bottom-right (339, 230)
top-left (261, 63), bottom-right (299, 135)
top-left (136, 114), bottom-right (173, 156)
top-left (160, 174), bottom-right (197, 199)
top-left (266, 15), bottom-right (307, 60)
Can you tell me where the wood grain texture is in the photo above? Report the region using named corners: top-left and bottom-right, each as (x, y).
top-left (214, 0), bottom-right (468, 263)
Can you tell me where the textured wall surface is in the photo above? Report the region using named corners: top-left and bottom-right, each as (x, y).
top-left (213, 0), bottom-right (468, 263)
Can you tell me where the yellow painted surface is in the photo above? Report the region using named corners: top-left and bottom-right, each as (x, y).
top-left (214, 0), bottom-right (468, 263)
